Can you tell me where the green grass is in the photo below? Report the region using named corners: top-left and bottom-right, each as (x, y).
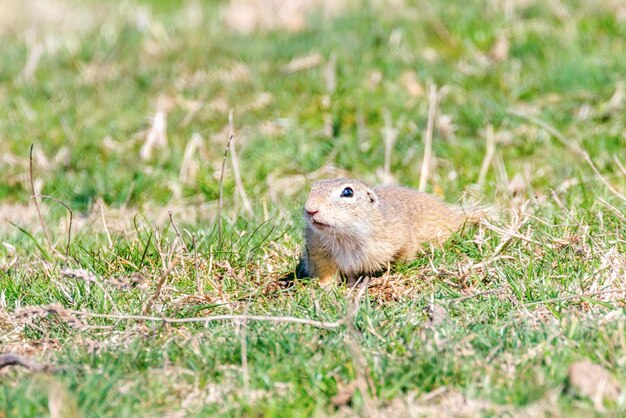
top-left (1, 0), bottom-right (625, 416)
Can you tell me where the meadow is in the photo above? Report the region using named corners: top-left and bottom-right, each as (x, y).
top-left (1, 0), bottom-right (625, 416)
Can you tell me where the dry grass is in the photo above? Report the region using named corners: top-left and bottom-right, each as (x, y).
top-left (1, 0), bottom-right (625, 416)
top-left (222, 0), bottom-right (349, 34)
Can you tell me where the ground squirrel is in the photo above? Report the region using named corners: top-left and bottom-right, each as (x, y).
top-left (298, 178), bottom-right (474, 287)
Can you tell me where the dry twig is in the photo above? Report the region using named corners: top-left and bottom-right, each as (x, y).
top-left (168, 210), bottom-right (189, 253)
top-left (141, 259), bottom-right (180, 315)
top-left (324, 52), bottom-right (337, 94)
top-left (228, 110), bottom-right (254, 217)
top-left (70, 279), bottom-right (369, 330)
top-left (613, 155), bottom-right (626, 178)
top-left (477, 124), bottom-right (496, 188)
top-left (419, 83), bottom-right (439, 192)
top-left (29, 144), bottom-right (53, 251)
top-left (193, 234), bottom-right (202, 295)
top-left (73, 310), bottom-right (349, 330)
top-left (524, 289), bottom-right (626, 306)
top-left (98, 199), bottom-right (113, 248)
top-left (218, 109), bottom-right (235, 246)
top-left (0, 353), bottom-right (53, 372)
top-left (447, 288), bottom-right (502, 305)
top-left (597, 197), bottom-right (626, 222)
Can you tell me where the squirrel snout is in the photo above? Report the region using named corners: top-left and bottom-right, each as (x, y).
top-left (304, 200), bottom-right (320, 217)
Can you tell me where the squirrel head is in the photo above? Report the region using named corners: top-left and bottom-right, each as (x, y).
top-left (303, 178), bottom-right (380, 235)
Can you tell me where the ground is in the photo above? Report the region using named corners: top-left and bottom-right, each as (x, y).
top-left (0, 0), bottom-right (625, 416)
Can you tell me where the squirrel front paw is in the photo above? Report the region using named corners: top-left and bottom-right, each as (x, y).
top-left (318, 274), bottom-right (338, 289)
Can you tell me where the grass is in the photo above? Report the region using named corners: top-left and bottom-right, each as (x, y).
top-left (1, 0), bottom-right (625, 416)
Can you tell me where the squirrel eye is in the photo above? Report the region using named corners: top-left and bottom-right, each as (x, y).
top-left (340, 187), bottom-right (354, 198)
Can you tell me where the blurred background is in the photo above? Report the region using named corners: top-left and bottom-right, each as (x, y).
top-left (0, 0), bottom-right (624, 227)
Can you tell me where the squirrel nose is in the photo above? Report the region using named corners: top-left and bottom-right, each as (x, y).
top-left (305, 209), bottom-right (318, 216)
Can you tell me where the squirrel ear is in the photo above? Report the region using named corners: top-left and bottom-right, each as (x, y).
top-left (366, 189), bottom-right (378, 205)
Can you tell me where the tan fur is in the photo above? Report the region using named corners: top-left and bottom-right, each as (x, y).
top-left (300, 178), bottom-right (472, 287)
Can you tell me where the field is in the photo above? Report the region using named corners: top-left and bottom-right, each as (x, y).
top-left (1, 0), bottom-right (625, 416)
